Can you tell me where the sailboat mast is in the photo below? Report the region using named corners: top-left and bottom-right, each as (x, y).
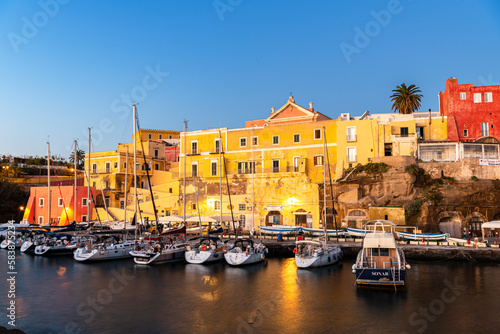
top-left (124, 146), bottom-right (128, 230)
top-left (183, 120), bottom-right (187, 223)
top-left (47, 141), bottom-right (51, 226)
top-left (133, 104), bottom-right (138, 239)
top-left (323, 127), bottom-right (327, 242)
top-left (74, 140), bottom-right (77, 223)
top-left (218, 130), bottom-right (222, 227)
top-left (87, 128), bottom-right (91, 221)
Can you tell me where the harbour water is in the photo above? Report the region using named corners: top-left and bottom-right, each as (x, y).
top-left (1, 251), bottom-right (500, 334)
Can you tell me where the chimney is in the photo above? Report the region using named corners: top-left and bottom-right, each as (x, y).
top-left (271, 106), bottom-right (275, 115)
top-left (308, 102), bottom-right (314, 112)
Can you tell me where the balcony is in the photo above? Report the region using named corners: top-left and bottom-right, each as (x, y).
top-left (346, 135), bottom-right (357, 142)
top-left (347, 155), bottom-right (357, 162)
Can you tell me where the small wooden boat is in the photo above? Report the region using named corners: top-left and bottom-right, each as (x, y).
top-left (396, 231), bottom-right (449, 241)
top-left (259, 225), bottom-right (301, 235)
top-left (301, 227), bottom-right (346, 237)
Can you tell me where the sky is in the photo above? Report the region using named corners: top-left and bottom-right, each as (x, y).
top-left (1, 0), bottom-right (499, 158)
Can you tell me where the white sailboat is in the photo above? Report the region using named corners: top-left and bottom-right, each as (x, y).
top-left (223, 238), bottom-right (267, 266)
top-left (295, 127), bottom-right (342, 268)
top-left (184, 236), bottom-right (224, 264)
top-left (74, 235), bottom-right (135, 262)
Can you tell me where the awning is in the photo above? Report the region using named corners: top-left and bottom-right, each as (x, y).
top-left (186, 216), bottom-right (217, 223)
top-left (482, 221), bottom-right (500, 229)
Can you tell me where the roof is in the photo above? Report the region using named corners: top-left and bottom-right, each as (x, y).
top-left (363, 232), bottom-right (397, 249)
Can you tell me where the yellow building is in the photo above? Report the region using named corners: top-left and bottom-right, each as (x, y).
top-left (179, 97), bottom-right (339, 230)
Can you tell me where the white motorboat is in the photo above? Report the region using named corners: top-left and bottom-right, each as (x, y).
top-left (294, 240), bottom-right (342, 268)
top-left (223, 238), bottom-right (267, 266)
top-left (184, 236), bottom-right (224, 264)
top-left (74, 235), bottom-right (135, 262)
top-left (352, 221), bottom-right (410, 287)
top-left (0, 233), bottom-right (24, 249)
top-left (396, 231), bottom-right (449, 241)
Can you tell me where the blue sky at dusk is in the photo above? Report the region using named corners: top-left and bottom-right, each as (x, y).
top-left (0, 0), bottom-right (499, 158)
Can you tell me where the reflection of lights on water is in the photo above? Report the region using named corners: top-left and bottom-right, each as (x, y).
top-left (281, 258), bottom-right (300, 322)
top-left (199, 275), bottom-right (219, 301)
top-left (201, 275), bottom-right (218, 286)
top-left (57, 266), bottom-right (66, 276)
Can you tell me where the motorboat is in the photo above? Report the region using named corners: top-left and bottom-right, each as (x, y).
top-left (294, 240), bottom-right (342, 268)
top-left (20, 231), bottom-right (55, 254)
top-left (223, 238), bottom-right (267, 266)
top-left (184, 236), bottom-right (224, 264)
top-left (0, 232), bottom-right (24, 249)
top-left (352, 222), bottom-right (410, 287)
top-left (74, 235), bottom-right (135, 262)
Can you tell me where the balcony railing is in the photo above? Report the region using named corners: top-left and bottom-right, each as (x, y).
top-left (347, 155), bottom-right (357, 162)
top-left (346, 135), bottom-right (357, 142)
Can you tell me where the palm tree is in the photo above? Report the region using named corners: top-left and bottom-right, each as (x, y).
top-left (69, 149), bottom-right (85, 170)
top-left (390, 83), bottom-right (423, 114)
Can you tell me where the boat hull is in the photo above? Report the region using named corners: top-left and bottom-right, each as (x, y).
top-left (34, 245), bottom-right (74, 256)
top-left (20, 241), bottom-right (36, 253)
top-left (355, 268), bottom-right (406, 286)
top-left (131, 248), bottom-right (186, 265)
top-left (224, 252), bottom-right (265, 266)
top-left (396, 232), bottom-right (448, 241)
top-left (301, 228), bottom-right (346, 237)
top-left (74, 242), bottom-right (135, 262)
top-left (185, 250), bottom-right (223, 264)
top-left (295, 248), bottom-right (342, 268)
top-left (259, 225), bottom-right (301, 235)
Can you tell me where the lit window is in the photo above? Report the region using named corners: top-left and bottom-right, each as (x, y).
top-left (214, 200), bottom-right (221, 211)
top-left (460, 92), bottom-right (466, 100)
top-left (314, 155), bottom-right (324, 166)
top-left (474, 93), bottom-right (482, 103)
top-left (485, 92), bottom-right (493, 103)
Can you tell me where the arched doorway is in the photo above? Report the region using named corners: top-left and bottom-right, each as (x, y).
top-left (342, 209), bottom-right (368, 228)
top-left (468, 216), bottom-right (484, 237)
top-left (265, 211), bottom-right (282, 226)
top-left (293, 209), bottom-right (307, 227)
top-left (438, 216), bottom-right (461, 237)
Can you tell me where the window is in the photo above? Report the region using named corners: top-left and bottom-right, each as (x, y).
top-left (251, 136), bottom-right (258, 146)
top-left (192, 204), bottom-right (197, 210)
top-left (92, 163), bottom-right (97, 173)
top-left (214, 200), bottom-right (221, 211)
top-left (215, 139), bottom-right (221, 153)
top-left (347, 147), bottom-right (357, 162)
top-left (481, 122), bottom-right (489, 137)
top-left (248, 161), bottom-right (256, 174)
top-left (314, 155), bottom-right (324, 166)
top-left (148, 134), bottom-right (152, 139)
top-left (485, 92), bottom-right (493, 103)
top-left (346, 126), bottom-right (357, 142)
top-left (314, 129), bottom-right (321, 140)
top-left (155, 163), bottom-right (159, 170)
top-left (92, 182), bottom-right (96, 188)
top-left (154, 149), bottom-right (159, 159)
top-left (159, 134), bottom-right (163, 139)
top-left (293, 134), bottom-right (300, 143)
top-left (191, 141), bottom-right (198, 154)
top-left (240, 138), bottom-right (247, 147)
top-left (272, 136), bottom-right (279, 145)
top-left (211, 161), bottom-right (217, 176)
top-left (105, 162), bottom-right (111, 173)
top-left (464, 129), bottom-right (468, 137)
top-left (38, 216), bottom-right (43, 225)
top-left (120, 201), bottom-right (124, 209)
top-left (82, 198), bottom-right (88, 206)
top-left (460, 92), bottom-right (466, 100)
top-left (105, 181), bottom-right (110, 189)
top-left (81, 215), bottom-right (87, 222)
top-left (58, 198), bottom-right (63, 207)
top-left (238, 161), bottom-right (248, 174)
top-left (169, 135), bottom-right (172, 139)
top-left (293, 157), bottom-right (300, 172)
top-left (124, 162), bottom-right (127, 169)
top-left (239, 204), bottom-right (246, 211)
top-left (401, 127), bottom-right (409, 137)
top-left (239, 214), bottom-right (246, 228)
top-left (191, 163), bottom-right (198, 177)
top-left (272, 160), bottom-right (280, 173)
top-left (39, 198), bottom-right (44, 207)
top-left (114, 162), bottom-right (118, 169)
top-left (474, 93), bottom-right (482, 103)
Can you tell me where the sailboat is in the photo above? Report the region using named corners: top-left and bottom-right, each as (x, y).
top-left (73, 235), bottom-right (135, 262)
top-left (295, 127), bottom-right (342, 268)
top-left (223, 238), bottom-right (267, 266)
top-left (130, 225), bottom-right (187, 264)
top-left (184, 236), bottom-right (224, 264)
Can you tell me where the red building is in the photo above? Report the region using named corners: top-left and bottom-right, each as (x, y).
top-left (439, 77), bottom-right (500, 142)
top-left (23, 184), bottom-right (97, 225)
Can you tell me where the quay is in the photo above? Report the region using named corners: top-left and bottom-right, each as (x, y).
top-left (232, 235), bottom-right (500, 262)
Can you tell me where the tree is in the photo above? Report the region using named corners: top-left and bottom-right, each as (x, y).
top-left (69, 149), bottom-right (85, 170)
top-left (390, 83), bottom-right (423, 114)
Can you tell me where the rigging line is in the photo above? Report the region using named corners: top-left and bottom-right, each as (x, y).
top-left (50, 159), bottom-right (70, 224)
top-left (324, 127), bottom-right (339, 243)
top-left (90, 141), bottom-right (111, 223)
